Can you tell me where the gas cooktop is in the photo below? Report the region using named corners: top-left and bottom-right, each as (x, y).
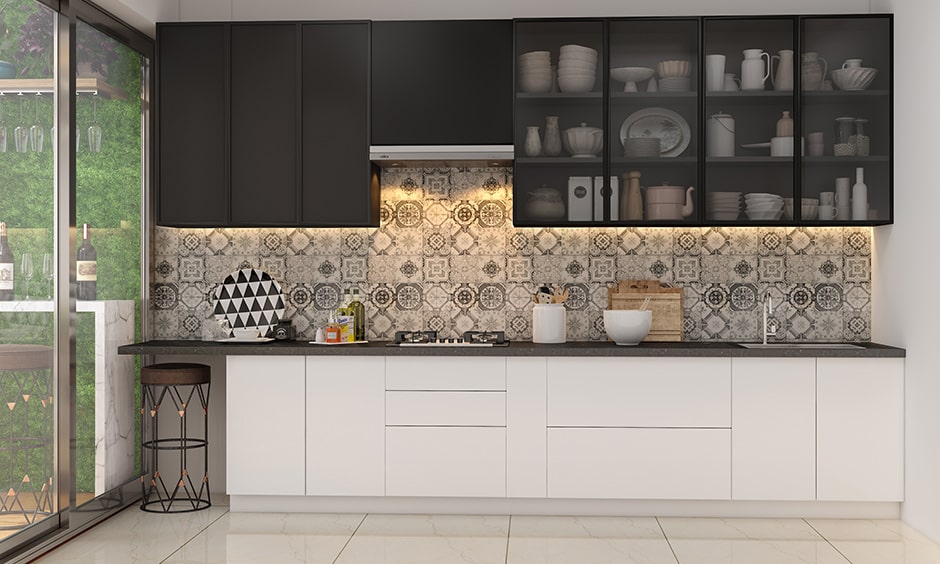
top-left (388, 330), bottom-right (509, 347)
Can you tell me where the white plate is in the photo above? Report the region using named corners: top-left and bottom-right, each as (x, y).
top-left (216, 337), bottom-right (275, 343)
top-left (740, 142), bottom-right (771, 149)
top-left (212, 268), bottom-right (286, 337)
top-left (619, 107), bottom-right (691, 157)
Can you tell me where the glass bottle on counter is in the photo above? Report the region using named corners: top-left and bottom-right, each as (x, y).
top-left (0, 222), bottom-right (13, 300)
top-left (77, 223), bottom-right (97, 300)
top-left (337, 288), bottom-right (355, 342)
top-left (349, 288), bottom-right (365, 341)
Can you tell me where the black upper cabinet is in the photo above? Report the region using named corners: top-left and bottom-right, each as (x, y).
top-left (302, 23), bottom-right (379, 226)
top-left (156, 21), bottom-right (377, 227)
top-left (371, 20), bottom-right (513, 145)
top-left (231, 24), bottom-right (299, 226)
top-left (156, 25), bottom-right (228, 226)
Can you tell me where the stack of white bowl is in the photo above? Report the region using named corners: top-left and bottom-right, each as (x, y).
top-left (707, 191), bottom-right (742, 221)
top-left (783, 198), bottom-right (819, 220)
top-left (519, 50), bottom-right (553, 93)
top-left (557, 44), bottom-right (597, 93)
top-left (743, 193), bottom-right (784, 221)
top-left (657, 59), bottom-right (692, 92)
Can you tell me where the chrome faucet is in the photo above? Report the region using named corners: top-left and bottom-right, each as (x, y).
top-left (762, 296), bottom-right (778, 344)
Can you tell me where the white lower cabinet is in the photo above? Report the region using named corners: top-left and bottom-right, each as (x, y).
top-left (227, 356), bottom-right (306, 495)
top-left (306, 357), bottom-right (385, 496)
top-left (817, 358), bottom-right (904, 501)
top-left (547, 428), bottom-right (731, 499)
top-left (386, 427), bottom-right (506, 497)
top-left (732, 357), bottom-right (816, 501)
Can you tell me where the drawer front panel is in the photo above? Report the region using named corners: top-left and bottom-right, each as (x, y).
top-left (386, 427), bottom-right (506, 497)
top-left (386, 357), bottom-right (506, 390)
top-left (547, 358), bottom-right (731, 427)
top-left (386, 391), bottom-right (506, 426)
top-left (548, 427), bottom-right (731, 500)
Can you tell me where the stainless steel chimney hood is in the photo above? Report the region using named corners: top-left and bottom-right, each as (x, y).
top-left (369, 145), bottom-right (514, 168)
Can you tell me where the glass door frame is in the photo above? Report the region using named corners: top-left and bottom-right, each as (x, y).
top-left (0, 0), bottom-right (153, 560)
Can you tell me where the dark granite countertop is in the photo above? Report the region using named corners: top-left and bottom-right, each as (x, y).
top-left (119, 340), bottom-right (905, 358)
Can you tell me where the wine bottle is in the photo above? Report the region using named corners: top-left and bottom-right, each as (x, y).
top-left (349, 288), bottom-right (365, 341)
top-left (77, 223), bottom-right (97, 300)
top-left (0, 222), bottom-right (13, 301)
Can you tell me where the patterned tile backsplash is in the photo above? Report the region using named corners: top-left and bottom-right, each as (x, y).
top-left (151, 167), bottom-right (872, 343)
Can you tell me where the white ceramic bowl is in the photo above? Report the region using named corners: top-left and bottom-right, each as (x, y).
top-left (557, 74), bottom-right (596, 93)
top-left (562, 124), bottom-right (603, 156)
top-left (519, 76), bottom-right (553, 93)
top-left (622, 137), bottom-right (661, 157)
top-left (657, 59), bottom-right (691, 78)
top-left (519, 50), bottom-right (551, 61)
top-left (831, 66), bottom-right (877, 91)
top-left (746, 202), bottom-right (785, 213)
top-left (610, 66), bottom-right (655, 91)
top-left (745, 209), bottom-right (784, 221)
top-left (603, 309), bottom-right (652, 346)
top-left (559, 44), bottom-right (598, 58)
top-left (708, 211), bottom-right (741, 221)
top-left (658, 76), bottom-right (691, 91)
top-left (232, 327), bottom-right (260, 340)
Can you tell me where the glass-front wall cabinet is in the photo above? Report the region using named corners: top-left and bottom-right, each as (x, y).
top-left (609, 19), bottom-right (699, 224)
top-left (514, 20), bottom-right (604, 226)
top-left (801, 16), bottom-right (892, 223)
top-left (703, 17), bottom-right (796, 224)
top-left (514, 15), bottom-right (891, 227)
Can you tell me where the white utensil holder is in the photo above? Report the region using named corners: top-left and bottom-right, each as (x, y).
top-left (533, 303), bottom-right (566, 344)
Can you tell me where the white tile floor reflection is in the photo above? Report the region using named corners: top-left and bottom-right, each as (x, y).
top-left (30, 507), bottom-right (940, 564)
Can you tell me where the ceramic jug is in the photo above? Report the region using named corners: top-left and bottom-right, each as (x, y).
top-left (706, 112), bottom-right (735, 157)
top-left (801, 52), bottom-right (828, 91)
top-left (723, 73), bottom-right (740, 91)
top-left (741, 49), bottom-right (771, 91)
top-left (771, 49), bottom-right (794, 91)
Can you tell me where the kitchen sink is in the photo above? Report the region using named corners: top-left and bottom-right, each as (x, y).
top-left (736, 342), bottom-right (865, 350)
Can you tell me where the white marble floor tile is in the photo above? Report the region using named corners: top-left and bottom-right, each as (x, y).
top-left (658, 517), bottom-right (825, 541)
top-left (32, 505), bottom-right (228, 563)
top-left (163, 512), bottom-right (365, 564)
top-left (667, 539), bottom-right (850, 564)
top-left (334, 514), bottom-right (510, 564)
top-left (806, 519), bottom-right (940, 564)
top-left (507, 515), bottom-right (678, 564)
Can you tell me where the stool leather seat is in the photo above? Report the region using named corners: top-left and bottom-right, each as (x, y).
top-left (0, 344), bottom-right (54, 371)
top-left (141, 362), bottom-right (210, 386)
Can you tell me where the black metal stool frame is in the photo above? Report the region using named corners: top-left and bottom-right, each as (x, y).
top-left (141, 378), bottom-right (211, 513)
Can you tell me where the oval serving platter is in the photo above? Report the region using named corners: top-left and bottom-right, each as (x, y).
top-left (619, 107), bottom-right (691, 157)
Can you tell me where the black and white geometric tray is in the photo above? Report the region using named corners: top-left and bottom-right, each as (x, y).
top-left (212, 268), bottom-right (285, 337)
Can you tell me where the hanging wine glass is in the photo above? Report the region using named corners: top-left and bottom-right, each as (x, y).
top-left (0, 96), bottom-right (7, 153)
top-left (14, 95), bottom-right (28, 153)
top-left (42, 253), bottom-right (54, 300)
top-left (87, 95), bottom-right (102, 153)
top-left (29, 94), bottom-right (44, 153)
top-left (20, 253), bottom-right (34, 300)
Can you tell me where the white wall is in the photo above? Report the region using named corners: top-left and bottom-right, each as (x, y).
top-left (870, 0), bottom-right (940, 546)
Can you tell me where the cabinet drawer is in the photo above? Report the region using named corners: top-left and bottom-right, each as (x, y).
top-left (547, 428), bottom-right (731, 500)
top-left (386, 357), bottom-right (506, 390)
top-left (547, 358), bottom-right (730, 427)
top-left (386, 391), bottom-right (505, 426)
top-left (386, 427), bottom-right (506, 497)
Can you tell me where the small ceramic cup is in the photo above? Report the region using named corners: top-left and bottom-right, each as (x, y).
top-left (818, 204), bottom-right (837, 220)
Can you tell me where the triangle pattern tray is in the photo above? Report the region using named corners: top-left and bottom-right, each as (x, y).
top-left (212, 268), bottom-right (285, 336)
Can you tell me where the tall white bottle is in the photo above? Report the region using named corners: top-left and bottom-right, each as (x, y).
top-left (851, 167), bottom-right (868, 220)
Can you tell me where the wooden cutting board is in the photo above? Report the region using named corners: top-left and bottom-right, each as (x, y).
top-left (607, 279), bottom-right (684, 342)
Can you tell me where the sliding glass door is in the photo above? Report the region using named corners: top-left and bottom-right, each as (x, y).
top-left (0, 0), bottom-right (151, 558)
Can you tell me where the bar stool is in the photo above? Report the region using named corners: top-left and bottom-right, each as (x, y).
top-left (140, 362), bottom-right (211, 513)
top-left (0, 344), bottom-right (54, 529)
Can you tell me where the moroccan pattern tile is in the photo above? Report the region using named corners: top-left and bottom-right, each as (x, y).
top-left (150, 168), bottom-right (872, 343)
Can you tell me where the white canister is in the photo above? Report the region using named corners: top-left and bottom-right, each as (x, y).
top-left (532, 303), bottom-right (566, 344)
top-left (707, 113), bottom-right (735, 157)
